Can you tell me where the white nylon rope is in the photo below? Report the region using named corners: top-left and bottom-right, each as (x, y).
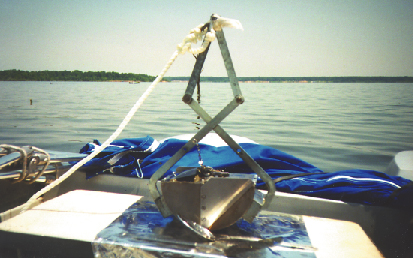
top-left (20, 50), bottom-right (180, 213)
top-left (0, 15), bottom-right (242, 221)
top-left (177, 23), bottom-right (213, 55)
top-left (1, 26), bottom-right (208, 220)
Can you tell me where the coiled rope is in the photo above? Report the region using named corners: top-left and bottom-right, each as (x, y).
top-left (0, 14), bottom-right (242, 222)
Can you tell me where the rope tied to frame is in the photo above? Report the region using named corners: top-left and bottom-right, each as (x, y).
top-left (177, 14), bottom-right (243, 55)
top-left (0, 14), bottom-right (243, 222)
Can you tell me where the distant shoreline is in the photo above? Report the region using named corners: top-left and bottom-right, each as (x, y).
top-left (165, 76), bottom-right (413, 83)
top-left (0, 70), bottom-right (156, 82)
top-left (1, 70), bottom-right (412, 83)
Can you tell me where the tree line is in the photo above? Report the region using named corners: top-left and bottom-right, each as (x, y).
top-left (0, 69), bottom-right (156, 82)
top-left (2, 70), bottom-right (412, 83)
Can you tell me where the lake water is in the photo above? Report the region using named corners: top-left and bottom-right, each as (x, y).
top-left (1, 81), bottom-right (412, 173)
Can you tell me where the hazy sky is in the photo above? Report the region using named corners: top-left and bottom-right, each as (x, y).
top-left (1, 0), bottom-right (412, 77)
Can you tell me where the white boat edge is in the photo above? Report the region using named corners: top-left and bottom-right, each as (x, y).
top-left (1, 141), bottom-right (412, 257)
top-left (36, 148), bottom-right (410, 257)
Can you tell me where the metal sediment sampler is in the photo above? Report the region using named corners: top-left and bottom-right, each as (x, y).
top-left (149, 14), bottom-right (275, 239)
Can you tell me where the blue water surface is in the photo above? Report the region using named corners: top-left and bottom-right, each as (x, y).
top-left (0, 81), bottom-right (412, 173)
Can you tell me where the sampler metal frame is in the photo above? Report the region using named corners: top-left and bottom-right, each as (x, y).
top-left (149, 19), bottom-right (275, 223)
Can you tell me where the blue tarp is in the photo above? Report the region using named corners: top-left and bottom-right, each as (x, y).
top-left (79, 135), bottom-right (413, 211)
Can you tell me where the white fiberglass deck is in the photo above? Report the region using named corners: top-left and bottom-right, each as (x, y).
top-left (0, 190), bottom-right (382, 258)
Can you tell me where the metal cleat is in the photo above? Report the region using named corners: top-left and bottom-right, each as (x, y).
top-left (0, 144), bottom-right (86, 183)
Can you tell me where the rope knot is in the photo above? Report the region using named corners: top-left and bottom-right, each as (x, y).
top-left (177, 14), bottom-right (243, 55)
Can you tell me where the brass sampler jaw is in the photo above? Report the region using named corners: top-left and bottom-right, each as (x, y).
top-left (162, 169), bottom-right (257, 231)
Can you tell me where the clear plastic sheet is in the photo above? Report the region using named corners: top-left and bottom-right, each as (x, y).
top-left (92, 201), bottom-right (316, 258)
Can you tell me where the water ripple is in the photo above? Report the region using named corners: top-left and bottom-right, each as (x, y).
top-left (0, 81), bottom-right (412, 173)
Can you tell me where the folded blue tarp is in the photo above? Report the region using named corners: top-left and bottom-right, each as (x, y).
top-left (79, 135), bottom-right (413, 211)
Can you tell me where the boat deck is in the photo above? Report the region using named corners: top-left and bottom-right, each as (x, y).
top-left (0, 189), bottom-right (383, 258)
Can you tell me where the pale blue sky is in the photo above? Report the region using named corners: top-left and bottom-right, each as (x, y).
top-left (1, 0), bottom-right (412, 77)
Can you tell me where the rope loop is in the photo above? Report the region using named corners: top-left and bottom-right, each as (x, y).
top-left (177, 23), bottom-right (213, 55)
top-left (176, 14), bottom-right (243, 56)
